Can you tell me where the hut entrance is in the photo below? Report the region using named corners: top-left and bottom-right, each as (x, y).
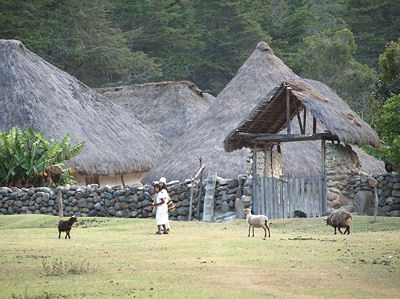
top-left (253, 174), bottom-right (324, 218)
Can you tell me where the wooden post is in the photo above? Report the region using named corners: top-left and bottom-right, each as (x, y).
top-left (313, 117), bottom-right (317, 134)
top-left (321, 139), bottom-right (327, 214)
top-left (303, 107), bottom-right (307, 135)
top-left (120, 174), bottom-right (126, 188)
top-left (196, 158), bottom-right (204, 219)
top-left (252, 145), bottom-right (258, 214)
top-left (58, 188), bottom-right (63, 218)
top-left (202, 172), bottom-right (217, 222)
top-left (286, 87), bottom-right (291, 136)
top-left (373, 187), bottom-right (378, 222)
top-left (189, 179), bottom-right (195, 221)
top-left (189, 163), bottom-right (206, 221)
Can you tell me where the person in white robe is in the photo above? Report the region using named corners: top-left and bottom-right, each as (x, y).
top-left (154, 184), bottom-right (169, 235)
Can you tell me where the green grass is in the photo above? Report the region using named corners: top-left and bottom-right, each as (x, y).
top-left (0, 215), bottom-right (399, 298)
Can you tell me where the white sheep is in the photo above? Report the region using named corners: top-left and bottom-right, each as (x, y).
top-left (243, 208), bottom-right (270, 240)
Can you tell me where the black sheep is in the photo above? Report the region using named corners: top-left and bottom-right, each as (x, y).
top-left (58, 216), bottom-right (77, 239)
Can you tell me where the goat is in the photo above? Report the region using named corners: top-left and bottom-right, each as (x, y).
top-left (243, 208), bottom-right (270, 240)
top-left (58, 216), bottom-right (77, 239)
top-left (325, 211), bottom-right (353, 235)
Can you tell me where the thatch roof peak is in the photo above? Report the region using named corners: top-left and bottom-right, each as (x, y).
top-left (142, 41), bottom-right (383, 183)
top-left (256, 41), bottom-right (273, 53)
top-left (97, 80), bottom-right (215, 143)
top-left (0, 39), bottom-right (170, 175)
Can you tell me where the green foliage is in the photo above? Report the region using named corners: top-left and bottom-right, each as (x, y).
top-left (298, 28), bottom-right (377, 118)
top-left (0, 127), bottom-right (84, 187)
top-left (378, 41), bottom-right (400, 83)
top-left (370, 42), bottom-right (400, 123)
top-left (373, 94), bottom-right (400, 170)
top-left (344, 0), bottom-right (400, 68)
top-left (190, 0), bottom-right (268, 93)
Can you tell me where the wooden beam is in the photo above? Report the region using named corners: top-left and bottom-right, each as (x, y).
top-left (237, 132), bottom-right (339, 143)
top-left (313, 117), bottom-right (317, 134)
top-left (303, 107), bottom-right (307, 135)
top-left (295, 103), bottom-right (303, 134)
top-left (286, 87), bottom-right (291, 135)
top-left (321, 139), bottom-right (327, 214)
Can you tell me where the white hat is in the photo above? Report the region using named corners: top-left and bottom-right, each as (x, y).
top-left (159, 177), bottom-right (166, 184)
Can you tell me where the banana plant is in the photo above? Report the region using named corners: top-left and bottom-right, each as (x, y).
top-left (0, 127), bottom-right (84, 187)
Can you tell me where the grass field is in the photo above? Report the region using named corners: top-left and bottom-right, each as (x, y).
top-left (0, 215), bottom-right (399, 298)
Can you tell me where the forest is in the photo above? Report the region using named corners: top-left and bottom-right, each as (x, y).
top-left (1, 0), bottom-right (399, 166)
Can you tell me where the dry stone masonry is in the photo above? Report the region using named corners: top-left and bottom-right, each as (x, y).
top-left (0, 176), bottom-right (253, 222)
top-left (1, 170), bottom-right (399, 218)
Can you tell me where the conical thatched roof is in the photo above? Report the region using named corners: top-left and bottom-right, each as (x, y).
top-left (0, 40), bottom-right (170, 175)
top-left (224, 79), bottom-right (380, 151)
top-left (142, 42), bottom-right (383, 183)
top-left (97, 81), bottom-right (215, 143)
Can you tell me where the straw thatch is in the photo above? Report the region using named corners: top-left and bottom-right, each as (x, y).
top-left (97, 81), bottom-right (215, 143)
top-left (0, 40), bottom-right (170, 175)
top-left (224, 79), bottom-right (380, 152)
top-left (142, 42), bottom-right (383, 183)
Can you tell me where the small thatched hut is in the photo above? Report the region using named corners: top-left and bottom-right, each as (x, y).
top-left (0, 40), bottom-right (170, 186)
top-left (97, 81), bottom-right (215, 143)
top-left (142, 42), bottom-right (383, 184)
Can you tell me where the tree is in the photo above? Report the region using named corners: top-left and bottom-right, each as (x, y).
top-left (191, 0), bottom-right (269, 93)
top-left (344, 0), bottom-right (400, 68)
top-left (298, 28), bottom-right (377, 119)
top-left (0, 127), bottom-right (84, 187)
top-left (370, 41), bottom-right (400, 122)
top-left (110, 0), bottom-right (203, 83)
top-left (373, 94), bottom-right (400, 170)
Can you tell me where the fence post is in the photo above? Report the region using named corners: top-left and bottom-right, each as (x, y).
top-left (57, 188), bottom-right (63, 218)
top-left (202, 172), bottom-right (217, 222)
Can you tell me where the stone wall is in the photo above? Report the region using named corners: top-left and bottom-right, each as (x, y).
top-left (0, 176), bottom-right (253, 221)
top-left (247, 148), bottom-right (282, 178)
top-left (325, 143), bottom-right (361, 211)
top-left (345, 173), bottom-right (400, 217)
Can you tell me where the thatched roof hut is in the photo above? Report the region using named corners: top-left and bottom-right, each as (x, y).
top-left (97, 81), bottom-right (215, 143)
top-left (0, 40), bottom-right (170, 178)
top-left (224, 79), bottom-right (380, 150)
top-left (142, 42), bottom-right (383, 183)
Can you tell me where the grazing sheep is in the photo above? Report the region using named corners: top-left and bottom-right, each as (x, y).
top-left (293, 210), bottom-right (307, 218)
top-left (58, 216), bottom-right (77, 239)
top-left (243, 208), bottom-right (270, 240)
top-left (325, 211), bottom-right (353, 235)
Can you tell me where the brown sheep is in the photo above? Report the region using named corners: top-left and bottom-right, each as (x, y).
top-left (325, 211), bottom-right (353, 235)
top-left (58, 216), bottom-right (77, 239)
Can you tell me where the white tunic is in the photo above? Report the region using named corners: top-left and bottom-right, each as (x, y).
top-left (156, 189), bottom-right (169, 225)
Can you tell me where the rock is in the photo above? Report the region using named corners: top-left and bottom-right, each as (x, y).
top-left (241, 195), bottom-right (252, 204)
top-left (235, 198), bottom-right (245, 219)
top-left (221, 201), bottom-right (230, 213)
top-left (218, 179), bottom-right (229, 186)
top-left (228, 179), bottom-right (239, 189)
top-left (368, 177), bottom-right (378, 188)
top-left (77, 198), bottom-right (87, 208)
top-left (353, 191), bottom-right (373, 215)
top-left (392, 190), bottom-right (400, 197)
top-left (94, 202), bottom-right (102, 210)
top-left (389, 210), bottom-right (400, 217)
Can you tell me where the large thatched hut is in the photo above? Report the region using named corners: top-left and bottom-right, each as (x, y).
top-left (224, 79), bottom-right (382, 216)
top-left (142, 42), bottom-right (383, 184)
top-left (0, 40), bottom-right (170, 186)
top-left (97, 81), bottom-right (215, 143)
